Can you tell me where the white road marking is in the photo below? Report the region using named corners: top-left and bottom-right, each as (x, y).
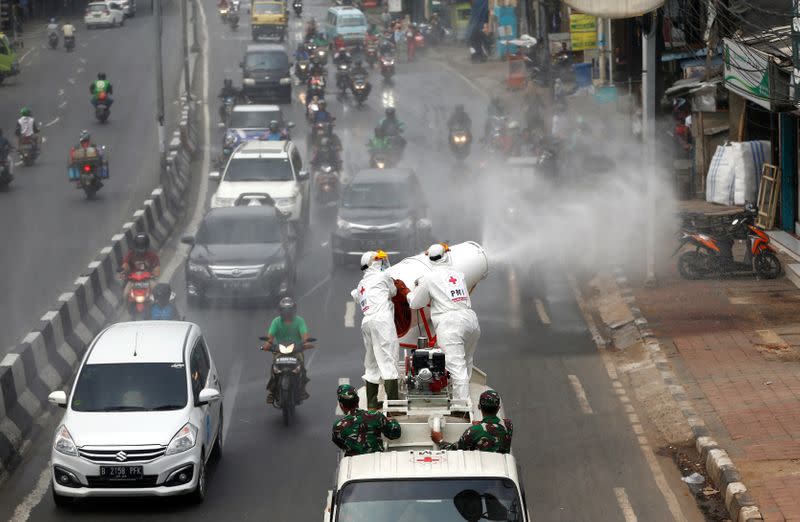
top-left (44, 117), bottom-right (60, 127)
top-left (14, 161), bottom-right (22, 167)
top-left (76, 67), bottom-right (84, 74)
top-left (79, 57), bottom-right (87, 64)
top-left (19, 48), bottom-right (35, 63)
top-left (297, 274), bottom-right (331, 302)
top-left (568, 375), bottom-right (593, 414)
top-left (58, 101), bottom-right (67, 109)
top-left (222, 355), bottom-right (244, 442)
top-left (9, 466), bottom-right (51, 522)
top-left (507, 267), bottom-right (521, 330)
top-left (335, 377), bottom-right (350, 414)
top-left (57, 89), bottom-right (64, 97)
top-left (321, 240), bottom-right (329, 247)
top-left (67, 77), bottom-right (75, 84)
top-left (535, 298), bottom-right (551, 325)
top-left (614, 487), bottom-right (638, 522)
top-left (344, 301), bottom-right (355, 328)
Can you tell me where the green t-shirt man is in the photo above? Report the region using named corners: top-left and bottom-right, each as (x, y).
top-left (268, 315), bottom-right (308, 346)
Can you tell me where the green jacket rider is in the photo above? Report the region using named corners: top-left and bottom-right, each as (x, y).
top-left (431, 390), bottom-right (513, 453)
top-left (332, 384), bottom-right (401, 456)
top-left (367, 126), bottom-right (390, 152)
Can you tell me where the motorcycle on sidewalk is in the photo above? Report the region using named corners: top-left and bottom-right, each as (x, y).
top-left (675, 204), bottom-right (782, 280)
top-left (259, 336), bottom-right (316, 426)
top-left (228, 8), bottom-right (240, 30)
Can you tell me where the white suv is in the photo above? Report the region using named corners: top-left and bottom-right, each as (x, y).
top-left (48, 321), bottom-right (223, 505)
top-left (210, 140), bottom-right (310, 228)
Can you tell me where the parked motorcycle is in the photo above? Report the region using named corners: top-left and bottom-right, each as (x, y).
top-left (18, 136), bottom-right (39, 166)
top-left (0, 154), bottom-right (14, 190)
top-left (259, 336), bottom-right (316, 426)
top-left (292, 0), bottom-right (302, 16)
top-left (48, 32), bottom-right (58, 49)
top-left (64, 35), bottom-right (75, 52)
top-left (94, 92), bottom-right (111, 123)
top-left (448, 127), bottom-right (471, 160)
top-left (380, 54), bottom-right (395, 81)
top-left (675, 204), bottom-right (782, 280)
top-left (126, 270), bottom-right (154, 320)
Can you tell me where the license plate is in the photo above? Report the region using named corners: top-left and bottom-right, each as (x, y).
top-left (93, 13), bottom-right (101, 17)
top-left (223, 281), bottom-right (251, 290)
top-left (99, 466), bottom-right (143, 480)
top-left (276, 356), bottom-right (298, 364)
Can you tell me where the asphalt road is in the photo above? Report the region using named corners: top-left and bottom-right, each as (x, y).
top-left (0, 1), bottom-right (705, 520)
top-left (0, 1), bottom-right (182, 353)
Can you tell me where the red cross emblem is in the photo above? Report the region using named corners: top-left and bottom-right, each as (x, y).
top-left (359, 286), bottom-right (365, 295)
top-left (448, 276), bottom-right (457, 285)
top-left (415, 453), bottom-right (441, 464)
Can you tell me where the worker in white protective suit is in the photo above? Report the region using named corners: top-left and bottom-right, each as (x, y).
top-left (407, 243), bottom-right (481, 402)
top-left (351, 250), bottom-right (400, 409)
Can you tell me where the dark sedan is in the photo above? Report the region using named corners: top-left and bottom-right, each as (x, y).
top-left (182, 205), bottom-right (297, 305)
top-left (331, 168), bottom-right (432, 266)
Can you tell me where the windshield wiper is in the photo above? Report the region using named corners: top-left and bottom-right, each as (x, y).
top-left (151, 404), bottom-right (186, 411)
top-left (97, 405), bottom-right (148, 412)
top-left (231, 177), bottom-right (268, 182)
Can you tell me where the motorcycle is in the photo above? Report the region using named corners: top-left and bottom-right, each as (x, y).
top-left (126, 270), bottom-right (154, 320)
top-left (0, 154), bottom-right (14, 190)
top-left (675, 204), bottom-right (782, 280)
top-left (219, 95), bottom-right (236, 123)
top-left (380, 54), bottom-right (395, 81)
top-left (292, 0), bottom-right (302, 16)
top-left (218, 4), bottom-right (229, 20)
top-left (306, 74), bottom-right (326, 101)
top-left (486, 116), bottom-right (513, 156)
top-left (294, 59), bottom-right (310, 81)
top-left (259, 336), bottom-right (316, 426)
top-left (48, 32), bottom-right (58, 49)
top-left (64, 35), bottom-right (75, 52)
top-left (335, 62), bottom-right (351, 94)
top-left (94, 91), bottom-right (111, 123)
top-left (18, 136), bottom-right (39, 166)
top-left (448, 127), bottom-right (471, 160)
top-left (72, 157), bottom-right (107, 198)
top-left (369, 149), bottom-right (394, 169)
top-left (311, 46), bottom-right (328, 66)
top-left (365, 43), bottom-right (378, 67)
top-left (350, 75), bottom-right (370, 106)
top-left (314, 163), bottom-right (340, 204)
top-left (228, 8), bottom-right (239, 30)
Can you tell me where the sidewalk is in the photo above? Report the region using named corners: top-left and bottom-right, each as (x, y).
top-left (631, 259), bottom-right (800, 520)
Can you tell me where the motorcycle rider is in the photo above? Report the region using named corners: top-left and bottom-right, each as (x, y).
top-left (47, 17), bottom-right (59, 39)
top-left (15, 107), bottom-right (40, 150)
top-left (313, 99), bottom-right (334, 124)
top-left (121, 233), bottom-right (161, 297)
top-left (311, 137), bottom-right (342, 171)
top-left (294, 41), bottom-right (310, 62)
top-left (332, 384), bottom-right (401, 456)
top-left (89, 72), bottom-right (113, 108)
top-left (69, 130), bottom-right (105, 164)
top-left (260, 120), bottom-right (287, 141)
top-left (217, 78), bottom-right (240, 120)
top-left (62, 21), bottom-right (76, 42)
top-left (304, 18), bottom-right (319, 42)
top-left (351, 251), bottom-right (400, 409)
top-left (350, 58), bottom-right (368, 80)
top-left (407, 243), bottom-right (481, 402)
top-left (447, 104), bottom-right (472, 135)
top-left (367, 126), bottom-right (390, 155)
top-left (262, 297), bottom-right (311, 403)
top-left (431, 390), bottom-right (512, 453)
top-left (333, 45), bottom-right (352, 67)
top-left (379, 107), bottom-right (405, 154)
top-left (0, 129), bottom-right (13, 183)
top-left (149, 283), bottom-right (180, 320)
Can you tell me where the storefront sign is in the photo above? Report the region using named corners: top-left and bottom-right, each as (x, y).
top-left (724, 38), bottom-right (771, 110)
top-left (569, 13), bottom-right (597, 51)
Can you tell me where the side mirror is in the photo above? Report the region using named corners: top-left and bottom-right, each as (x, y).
top-left (49, 391), bottom-right (68, 408)
top-left (181, 235), bottom-right (195, 245)
top-left (297, 170), bottom-right (309, 181)
top-left (198, 388), bottom-right (221, 405)
top-left (209, 170), bottom-right (221, 181)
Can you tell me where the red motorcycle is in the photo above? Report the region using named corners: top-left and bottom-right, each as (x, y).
top-left (126, 270), bottom-right (154, 319)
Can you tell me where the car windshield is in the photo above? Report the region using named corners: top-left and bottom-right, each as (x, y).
top-left (338, 15), bottom-right (365, 27)
top-left (342, 182), bottom-right (410, 209)
top-left (224, 157), bottom-right (294, 182)
top-left (71, 363), bottom-right (188, 412)
top-left (229, 110), bottom-right (282, 129)
top-left (198, 214), bottom-right (282, 244)
top-left (336, 479), bottom-right (523, 521)
top-left (88, 4), bottom-right (107, 11)
top-left (254, 3), bottom-right (283, 14)
top-left (245, 51), bottom-right (289, 70)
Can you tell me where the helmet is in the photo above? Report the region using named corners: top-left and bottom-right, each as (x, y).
top-left (153, 283), bottom-right (172, 304)
top-left (50, 18), bottom-right (56, 23)
top-left (269, 120), bottom-right (279, 131)
top-left (360, 250), bottom-right (390, 271)
top-left (278, 296), bottom-right (297, 319)
top-left (336, 384), bottom-right (358, 405)
top-left (385, 107), bottom-right (396, 118)
top-left (97, 72), bottom-right (106, 80)
top-left (19, 107), bottom-right (31, 117)
top-left (318, 99), bottom-right (327, 109)
top-left (79, 130), bottom-right (91, 143)
top-left (478, 389), bottom-right (501, 410)
top-left (223, 78), bottom-right (233, 88)
top-left (426, 242), bottom-right (451, 264)
top-left (133, 233), bottom-right (150, 254)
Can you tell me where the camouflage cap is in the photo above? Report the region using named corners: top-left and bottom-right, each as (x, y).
top-left (337, 384), bottom-right (358, 402)
top-left (478, 389), bottom-right (501, 409)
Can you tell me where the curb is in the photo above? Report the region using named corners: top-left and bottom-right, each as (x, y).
top-left (0, 53), bottom-right (202, 477)
top-left (608, 269), bottom-right (763, 522)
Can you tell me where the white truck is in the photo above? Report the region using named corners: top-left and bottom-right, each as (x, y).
top-left (324, 243), bottom-right (531, 521)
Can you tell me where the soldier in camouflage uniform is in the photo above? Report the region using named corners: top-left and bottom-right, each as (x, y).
top-left (431, 390), bottom-right (512, 453)
top-left (332, 384), bottom-right (402, 456)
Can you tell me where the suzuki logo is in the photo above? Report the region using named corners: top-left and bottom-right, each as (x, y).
top-left (115, 451), bottom-right (128, 462)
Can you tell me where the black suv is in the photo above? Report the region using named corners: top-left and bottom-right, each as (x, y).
top-left (241, 43), bottom-right (292, 103)
top-left (332, 168), bottom-right (432, 266)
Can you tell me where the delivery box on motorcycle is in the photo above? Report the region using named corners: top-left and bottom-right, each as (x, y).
top-left (68, 147), bottom-right (109, 181)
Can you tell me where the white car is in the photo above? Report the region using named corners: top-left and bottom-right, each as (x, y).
top-left (84, 1), bottom-right (125, 28)
top-left (120, 0), bottom-right (136, 17)
top-left (48, 321), bottom-right (223, 505)
top-left (210, 140), bottom-right (310, 227)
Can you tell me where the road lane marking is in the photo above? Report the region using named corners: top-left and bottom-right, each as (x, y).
top-left (222, 355), bottom-right (244, 442)
top-left (335, 377), bottom-right (350, 414)
top-left (535, 298), bottom-right (551, 325)
top-left (44, 117), bottom-right (60, 127)
top-left (57, 89), bottom-right (64, 97)
top-left (79, 57), bottom-right (87, 64)
top-left (614, 488), bottom-right (638, 522)
top-left (58, 101), bottom-right (67, 109)
top-left (297, 274), bottom-right (331, 302)
top-left (507, 267), bottom-right (521, 329)
top-left (14, 161), bottom-right (22, 167)
top-left (9, 466), bottom-right (50, 522)
top-left (567, 375), bottom-right (593, 414)
top-left (67, 77), bottom-right (75, 84)
top-left (18, 48), bottom-right (35, 63)
top-left (344, 302), bottom-right (355, 327)
top-left (76, 67), bottom-right (84, 74)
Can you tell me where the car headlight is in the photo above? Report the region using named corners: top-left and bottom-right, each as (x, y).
top-left (187, 261), bottom-right (210, 276)
top-left (213, 196), bottom-right (235, 207)
top-left (337, 217), bottom-right (352, 231)
top-left (54, 425), bottom-right (78, 456)
top-left (321, 165), bottom-right (333, 173)
top-left (266, 261), bottom-right (286, 273)
top-left (274, 196), bottom-right (295, 208)
top-left (165, 423), bottom-right (197, 456)
top-left (243, 78), bottom-right (255, 86)
top-left (279, 77), bottom-right (292, 85)
top-left (394, 217), bottom-right (413, 230)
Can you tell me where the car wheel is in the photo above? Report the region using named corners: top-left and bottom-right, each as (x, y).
top-left (211, 407), bottom-right (223, 461)
top-left (189, 454), bottom-right (206, 504)
top-left (52, 488), bottom-right (71, 508)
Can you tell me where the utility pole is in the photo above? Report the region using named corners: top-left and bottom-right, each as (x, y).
top-left (154, 0), bottom-right (166, 177)
top-left (181, 0), bottom-right (191, 97)
top-left (642, 11), bottom-right (657, 285)
top-left (191, 0), bottom-right (201, 53)
top-left (598, 16), bottom-right (606, 84)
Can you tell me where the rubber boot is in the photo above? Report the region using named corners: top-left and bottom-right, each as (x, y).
top-left (366, 381), bottom-right (381, 410)
top-left (384, 379), bottom-right (399, 402)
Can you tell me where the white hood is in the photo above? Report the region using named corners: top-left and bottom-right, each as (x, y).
top-left (215, 180), bottom-right (297, 200)
top-left (67, 410), bottom-right (188, 447)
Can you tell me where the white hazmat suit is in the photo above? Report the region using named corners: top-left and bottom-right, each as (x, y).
top-left (351, 262), bottom-right (400, 384)
top-left (407, 256), bottom-right (480, 401)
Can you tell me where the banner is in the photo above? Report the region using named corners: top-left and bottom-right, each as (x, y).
top-left (792, 0), bottom-right (800, 105)
top-left (569, 13), bottom-right (597, 51)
